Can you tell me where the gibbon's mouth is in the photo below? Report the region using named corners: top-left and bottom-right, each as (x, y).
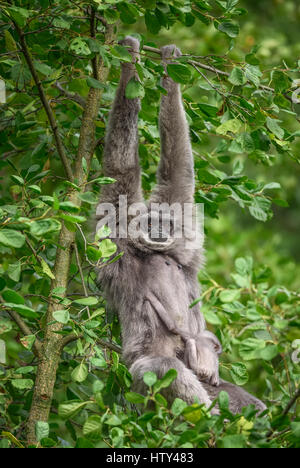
top-left (143, 234), bottom-right (174, 249)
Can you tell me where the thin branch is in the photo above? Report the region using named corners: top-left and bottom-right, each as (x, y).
top-left (61, 332), bottom-right (121, 354)
top-left (282, 387), bottom-right (300, 416)
top-left (53, 82), bottom-right (86, 108)
top-left (90, 7), bottom-right (98, 80)
top-left (74, 243), bottom-right (90, 318)
top-left (13, 23), bottom-right (74, 181)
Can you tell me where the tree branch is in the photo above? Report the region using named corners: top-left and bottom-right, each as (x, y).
top-left (13, 23), bottom-right (74, 181)
top-left (73, 243), bottom-right (90, 318)
top-left (61, 332), bottom-right (121, 354)
top-left (142, 45), bottom-right (289, 99)
top-left (90, 7), bottom-right (98, 80)
top-left (53, 82), bottom-right (86, 108)
top-left (282, 387), bottom-right (300, 416)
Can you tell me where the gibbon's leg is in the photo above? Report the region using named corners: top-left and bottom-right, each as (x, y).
top-left (202, 379), bottom-right (267, 414)
top-left (99, 36), bottom-right (143, 207)
top-left (130, 355), bottom-right (213, 409)
top-left (150, 45), bottom-right (194, 205)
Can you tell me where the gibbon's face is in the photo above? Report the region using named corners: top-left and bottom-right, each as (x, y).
top-left (128, 209), bottom-right (176, 251)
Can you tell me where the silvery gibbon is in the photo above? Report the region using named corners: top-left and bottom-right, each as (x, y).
top-left (95, 36), bottom-right (265, 414)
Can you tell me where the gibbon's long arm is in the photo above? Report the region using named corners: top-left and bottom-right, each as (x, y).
top-left (151, 45), bottom-right (195, 206)
top-left (100, 37), bottom-right (143, 206)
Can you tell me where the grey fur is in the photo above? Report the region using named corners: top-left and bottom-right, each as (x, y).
top-left (96, 37), bottom-right (266, 414)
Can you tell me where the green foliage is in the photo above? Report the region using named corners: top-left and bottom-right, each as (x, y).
top-left (0, 0), bottom-right (299, 449)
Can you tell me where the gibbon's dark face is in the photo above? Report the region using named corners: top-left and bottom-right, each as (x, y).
top-left (147, 212), bottom-right (173, 243)
top-left (128, 209), bottom-right (176, 251)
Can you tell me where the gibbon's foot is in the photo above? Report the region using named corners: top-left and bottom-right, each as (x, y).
top-left (185, 337), bottom-right (220, 387)
top-left (119, 35), bottom-right (140, 64)
top-left (202, 379), bottom-right (267, 415)
top-left (160, 44), bottom-right (182, 63)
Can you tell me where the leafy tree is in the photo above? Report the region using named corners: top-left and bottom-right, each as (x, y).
top-left (0, 0), bottom-right (299, 448)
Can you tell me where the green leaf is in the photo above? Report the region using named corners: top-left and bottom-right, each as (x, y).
top-left (171, 398), bottom-right (188, 416)
top-left (105, 415), bottom-right (122, 426)
top-left (259, 345), bottom-right (278, 361)
top-left (0, 319), bottom-right (13, 335)
top-left (125, 78), bottom-right (145, 99)
top-left (228, 67), bottom-right (247, 86)
top-left (35, 422), bottom-right (49, 442)
top-left (219, 289), bottom-right (241, 303)
top-left (40, 259), bottom-right (55, 280)
top-left (7, 6), bottom-right (30, 27)
top-left (220, 435), bottom-right (246, 448)
top-left (59, 214), bottom-right (86, 224)
top-left (266, 117), bottom-right (285, 140)
top-left (249, 205), bottom-right (268, 222)
top-left (11, 379), bottom-right (34, 390)
top-left (53, 309), bottom-right (70, 324)
top-left (218, 390), bottom-right (229, 410)
top-left (71, 363), bottom-right (88, 383)
top-left (230, 363), bottom-right (249, 386)
top-left (103, 8), bottom-right (119, 24)
top-left (78, 192), bottom-right (98, 204)
top-left (218, 21), bottom-right (240, 38)
top-left (216, 119), bottom-right (242, 135)
top-left (2, 289), bottom-right (25, 304)
top-left (83, 415), bottom-right (102, 440)
top-left (125, 392), bottom-right (146, 404)
top-left (59, 201), bottom-right (80, 213)
top-left (11, 175), bottom-right (24, 186)
top-left (20, 335), bottom-right (36, 350)
top-left (145, 11), bottom-right (161, 34)
top-left (92, 177), bottom-right (116, 185)
top-left (239, 338), bottom-right (266, 361)
top-left (143, 371), bottom-right (157, 387)
top-left (0, 229), bottom-right (25, 248)
top-left (53, 17), bottom-right (70, 29)
top-left (0, 339), bottom-right (6, 364)
top-left (30, 219), bottom-right (61, 236)
top-left (73, 297), bottom-right (99, 306)
top-left (154, 369), bottom-right (177, 392)
top-left (7, 262), bottom-right (21, 283)
top-left (70, 38), bottom-right (91, 55)
top-left (86, 77), bottom-right (105, 90)
top-left (14, 366), bottom-right (34, 375)
top-left (167, 64), bottom-right (192, 84)
top-left (4, 303), bottom-right (38, 319)
top-left (271, 70), bottom-right (290, 93)
top-left (245, 65), bottom-right (262, 87)
top-left (86, 246), bottom-right (102, 262)
top-left (98, 239), bottom-right (117, 258)
top-left (58, 400), bottom-right (90, 419)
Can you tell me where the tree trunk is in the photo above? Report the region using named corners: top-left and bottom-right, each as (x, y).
top-left (26, 24), bottom-right (115, 445)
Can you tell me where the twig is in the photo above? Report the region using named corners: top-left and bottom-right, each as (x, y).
top-left (74, 243), bottom-right (90, 318)
top-left (90, 7), bottom-right (98, 80)
top-left (61, 332), bottom-right (121, 354)
top-left (53, 82), bottom-right (86, 108)
top-left (13, 23), bottom-right (74, 181)
top-left (282, 387), bottom-right (300, 416)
